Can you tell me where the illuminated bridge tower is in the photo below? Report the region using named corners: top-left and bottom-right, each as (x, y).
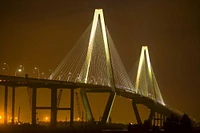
top-left (50, 9), bottom-right (134, 124)
top-left (80, 9), bottom-right (116, 124)
top-left (133, 46), bottom-right (166, 126)
top-left (135, 46), bottom-right (165, 105)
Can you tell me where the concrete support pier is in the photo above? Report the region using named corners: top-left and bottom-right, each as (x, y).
top-left (31, 87), bottom-right (37, 126)
top-left (132, 102), bottom-right (142, 124)
top-left (4, 86), bottom-right (8, 124)
top-left (70, 88), bottom-right (74, 127)
top-left (101, 92), bottom-right (116, 123)
top-left (11, 87), bottom-right (15, 125)
top-left (50, 88), bottom-right (57, 127)
top-left (148, 110), bottom-right (154, 125)
top-left (80, 89), bottom-right (94, 123)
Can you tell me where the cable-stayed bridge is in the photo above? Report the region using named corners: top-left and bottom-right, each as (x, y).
top-left (0, 9), bottom-right (184, 127)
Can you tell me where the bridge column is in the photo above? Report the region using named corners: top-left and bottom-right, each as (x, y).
top-left (160, 114), bottom-right (163, 128)
top-left (4, 85), bottom-right (8, 124)
top-left (132, 102), bottom-right (142, 124)
top-left (80, 89), bottom-right (94, 123)
top-left (11, 87), bottom-right (15, 125)
top-left (161, 114), bottom-right (167, 128)
top-left (156, 112), bottom-right (159, 126)
top-left (31, 87), bottom-right (37, 126)
top-left (101, 92), bottom-right (116, 123)
top-left (148, 110), bottom-right (155, 126)
top-left (163, 115), bottom-right (166, 127)
top-left (50, 88), bottom-right (57, 127)
top-left (153, 112), bottom-right (156, 126)
top-left (70, 88), bottom-right (74, 127)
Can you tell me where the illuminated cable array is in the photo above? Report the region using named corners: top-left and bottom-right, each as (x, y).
top-left (50, 24), bottom-right (91, 82)
top-left (50, 9), bottom-right (134, 92)
top-left (107, 31), bottom-right (134, 91)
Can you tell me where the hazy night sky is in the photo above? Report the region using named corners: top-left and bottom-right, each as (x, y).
top-left (0, 0), bottom-right (200, 123)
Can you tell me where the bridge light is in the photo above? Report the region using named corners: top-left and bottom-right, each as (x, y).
top-left (45, 117), bottom-right (49, 121)
top-left (34, 67), bottom-right (40, 78)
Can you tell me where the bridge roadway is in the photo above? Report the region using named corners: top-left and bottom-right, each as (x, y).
top-left (0, 74), bottom-right (110, 90)
top-left (0, 74), bottom-right (182, 126)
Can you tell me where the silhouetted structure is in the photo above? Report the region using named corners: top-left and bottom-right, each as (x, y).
top-left (164, 113), bottom-right (193, 133)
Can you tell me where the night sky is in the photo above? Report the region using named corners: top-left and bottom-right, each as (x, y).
top-left (0, 0), bottom-right (200, 123)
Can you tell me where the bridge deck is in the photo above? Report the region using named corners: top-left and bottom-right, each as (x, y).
top-left (0, 74), bottom-right (183, 120)
top-left (116, 89), bottom-right (183, 118)
top-left (0, 74), bottom-right (110, 90)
